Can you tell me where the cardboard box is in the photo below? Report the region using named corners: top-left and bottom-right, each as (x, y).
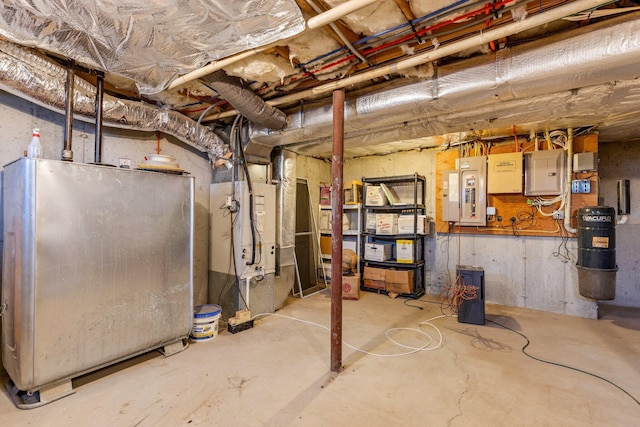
top-left (385, 269), bottom-right (414, 294)
top-left (318, 209), bottom-right (331, 231)
top-left (320, 236), bottom-right (332, 255)
top-left (344, 181), bottom-right (363, 204)
top-left (396, 239), bottom-right (414, 263)
top-left (363, 266), bottom-right (386, 290)
top-left (365, 243), bottom-right (393, 261)
top-left (342, 274), bottom-right (360, 300)
top-left (320, 185), bottom-right (331, 205)
top-left (376, 213), bottom-right (399, 235)
top-left (398, 215), bottom-right (429, 234)
top-left (365, 185), bottom-right (388, 206)
top-left (365, 213), bottom-right (377, 232)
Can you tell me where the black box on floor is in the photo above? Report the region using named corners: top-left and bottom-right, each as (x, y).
top-left (228, 319), bottom-right (254, 334)
top-left (457, 265), bottom-right (485, 325)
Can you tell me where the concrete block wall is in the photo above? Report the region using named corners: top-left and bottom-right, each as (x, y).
top-left (598, 141), bottom-right (640, 308)
top-left (0, 91), bottom-right (213, 306)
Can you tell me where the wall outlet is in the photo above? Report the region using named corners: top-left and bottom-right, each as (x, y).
top-left (225, 195), bottom-right (239, 212)
top-left (571, 179), bottom-right (591, 194)
top-left (553, 211), bottom-right (565, 220)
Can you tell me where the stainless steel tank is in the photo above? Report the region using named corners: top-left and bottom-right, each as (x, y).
top-left (1, 158), bottom-right (194, 408)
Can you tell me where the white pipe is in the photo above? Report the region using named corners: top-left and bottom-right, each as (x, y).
top-left (306, 0), bottom-right (368, 64)
top-left (564, 127), bottom-right (577, 234)
top-left (307, 0), bottom-right (380, 30)
top-left (204, 0), bottom-right (612, 122)
top-left (617, 215), bottom-right (629, 225)
top-left (167, 47), bottom-right (268, 90)
top-left (311, 0), bottom-right (612, 94)
top-left (245, 277), bottom-right (251, 310)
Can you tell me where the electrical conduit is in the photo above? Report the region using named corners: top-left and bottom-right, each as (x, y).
top-left (307, 0), bottom-right (381, 30)
top-left (564, 127), bottom-right (577, 234)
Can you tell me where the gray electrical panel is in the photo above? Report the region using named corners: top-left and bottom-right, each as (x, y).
top-left (573, 152), bottom-right (598, 172)
top-left (441, 170), bottom-right (459, 222)
top-left (441, 156), bottom-right (487, 226)
top-left (524, 150), bottom-right (567, 196)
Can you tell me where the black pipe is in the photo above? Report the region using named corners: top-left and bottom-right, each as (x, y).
top-left (62, 61), bottom-right (75, 162)
top-left (94, 71), bottom-right (104, 163)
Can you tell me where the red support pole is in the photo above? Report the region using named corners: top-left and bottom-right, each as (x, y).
top-left (330, 89), bottom-right (345, 373)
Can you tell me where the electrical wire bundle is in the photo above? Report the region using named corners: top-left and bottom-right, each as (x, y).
top-left (531, 192), bottom-right (565, 218)
top-left (253, 0), bottom-right (539, 98)
top-left (439, 273), bottom-right (479, 316)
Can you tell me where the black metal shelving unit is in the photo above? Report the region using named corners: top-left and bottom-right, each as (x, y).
top-left (360, 173), bottom-right (428, 299)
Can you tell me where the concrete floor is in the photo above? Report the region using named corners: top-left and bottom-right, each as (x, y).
top-left (1, 290), bottom-right (639, 426)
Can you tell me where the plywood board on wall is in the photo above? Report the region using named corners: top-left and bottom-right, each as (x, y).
top-left (435, 134), bottom-right (598, 237)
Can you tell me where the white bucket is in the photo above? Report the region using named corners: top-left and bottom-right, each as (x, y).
top-left (190, 304), bottom-right (222, 342)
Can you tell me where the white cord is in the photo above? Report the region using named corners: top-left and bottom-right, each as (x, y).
top-left (251, 312), bottom-right (446, 357)
top-left (531, 192), bottom-right (565, 218)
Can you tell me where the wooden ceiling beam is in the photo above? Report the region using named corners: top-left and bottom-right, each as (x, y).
top-left (393, 0), bottom-right (417, 22)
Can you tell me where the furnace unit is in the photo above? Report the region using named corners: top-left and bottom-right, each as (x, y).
top-left (209, 181), bottom-right (276, 318)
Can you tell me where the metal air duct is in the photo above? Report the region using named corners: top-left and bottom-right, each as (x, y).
top-left (201, 70), bottom-right (287, 131)
top-left (249, 12), bottom-right (640, 157)
top-left (0, 39), bottom-right (228, 159)
top-left (272, 148), bottom-right (297, 310)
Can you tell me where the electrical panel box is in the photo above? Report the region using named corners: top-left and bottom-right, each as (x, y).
top-left (442, 156), bottom-right (487, 226)
top-left (573, 152), bottom-right (598, 172)
top-left (524, 150), bottom-right (567, 196)
top-left (458, 156), bottom-right (487, 226)
top-left (441, 169), bottom-right (459, 222)
top-left (487, 151), bottom-right (523, 194)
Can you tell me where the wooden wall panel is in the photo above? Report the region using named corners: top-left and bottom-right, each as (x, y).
top-left (435, 134), bottom-right (598, 236)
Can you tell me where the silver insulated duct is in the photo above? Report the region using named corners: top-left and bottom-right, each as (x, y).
top-left (272, 148), bottom-right (296, 310)
top-left (249, 12), bottom-right (640, 157)
top-left (0, 39), bottom-right (227, 158)
top-left (201, 70), bottom-right (287, 131)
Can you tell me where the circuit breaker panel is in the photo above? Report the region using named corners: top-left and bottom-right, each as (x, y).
top-left (524, 150), bottom-right (567, 196)
top-left (441, 156), bottom-right (487, 226)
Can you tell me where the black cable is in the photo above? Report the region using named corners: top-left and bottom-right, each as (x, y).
top-left (403, 298), bottom-right (443, 310)
top-left (487, 319), bottom-right (640, 407)
top-left (235, 116), bottom-right (257, 266)
top-left (217, 208), bottom-right (249, 320)
top-left (552, 218), bottom-right (572, 263)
